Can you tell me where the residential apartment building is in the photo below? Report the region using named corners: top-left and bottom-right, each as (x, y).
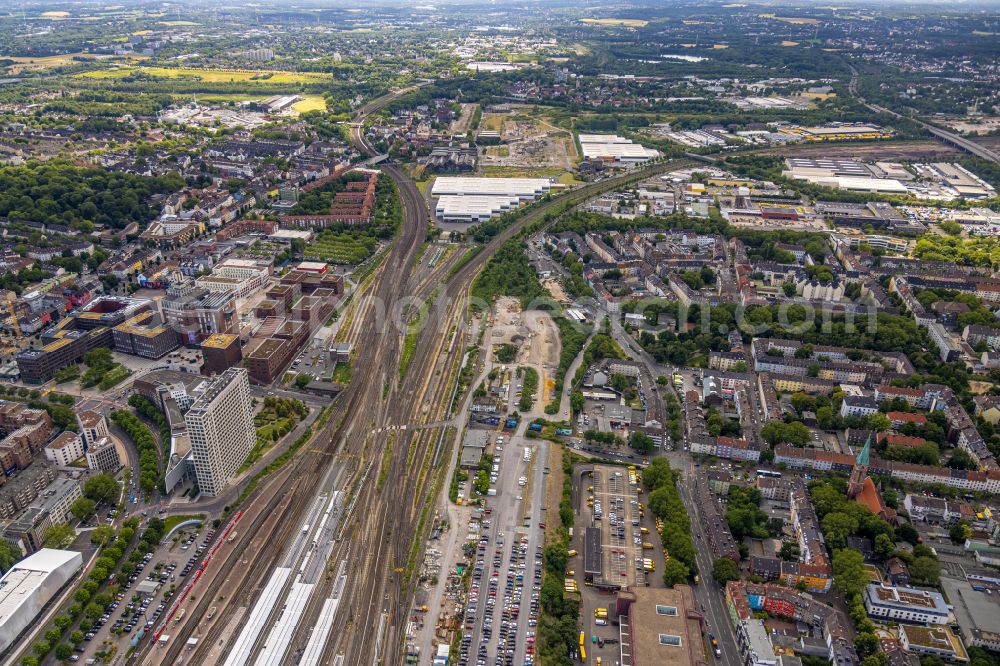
top-left (840, 395), bottom-right (879, 419)
top-left (195, 258), bottom-right (271, 300)
top-left (43, 433), bottom-right (84, 467)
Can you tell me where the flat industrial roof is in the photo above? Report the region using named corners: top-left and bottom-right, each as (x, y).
top-left (431, 177), bottom-right (552, 197)
top-left (578, 134), bottom-right (660, 160)
top-left (436, 195), bottom-right (521, 216)
top-left (584, 526), bottom-right (602, 576)
top-left (7, 548), bottom-right (80, 574)
top-left (577, 134), bottom-right (634, 144)
top-left (627, 585), bottom-right (702, 666)
top-left (202, 334), bottom-right (240, 349)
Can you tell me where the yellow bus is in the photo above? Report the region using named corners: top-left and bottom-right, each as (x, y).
top-left (579, 631), bottom-right (586, 662)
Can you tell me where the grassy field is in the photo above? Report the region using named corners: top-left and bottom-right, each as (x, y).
top-left (480, 165), bottom-right (583, 185)
top-left (1, 52), bottom-right (99, 73)
top-left (332, 362), bottom-right (352, 384)
top-left (293, 95), bottom-right (327, 112)
top-left (77, 66), bottom-right (331, 83)
top-left (163, 514), bottom-right (205, 534)
top-left (579, 17), bottom-right (649, 27)
top-left (415, 178), bottom-right (433, 195)
top-left (304, 231), bottom-right (381, 265)
top-left (481, 113), bottom-right (506, 132)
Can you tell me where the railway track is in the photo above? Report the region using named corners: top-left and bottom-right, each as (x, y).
top-left (307, 159), bottom-right (704, 665)
top-left (135, 151), bottom-right (428, 666)
top-left (144, 75), bottom-right (700, 666)
top-left (151, 470), bottom-right (305, 665)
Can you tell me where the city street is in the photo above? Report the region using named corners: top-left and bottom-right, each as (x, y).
top-left (674, 454), bottom-right (742, 666)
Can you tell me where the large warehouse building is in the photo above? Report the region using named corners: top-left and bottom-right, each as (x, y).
top-left (0, 548), bottom-right (83, 652)
top-left (431, 177), bottom-right (556, 222)
top-left (578, 134), bottom-right (660, 166)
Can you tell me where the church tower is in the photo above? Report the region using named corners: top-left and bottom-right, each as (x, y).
top-left (847, 435), bottom-right (871, 499)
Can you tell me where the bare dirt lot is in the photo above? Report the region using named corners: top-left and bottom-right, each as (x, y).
top-left (766, 140), bottom-right (961, 161)
top-left (450, 103), bottom-right (478, 135)
top-left (945, 116), bottom-right (1000, 136)
top-left (490, 297), bottom-right (561, 413)
top-left (541, 277), bottom-right (570, 303)
top-left (974, 136), bottom-right (1000, 150)
top-left (480, 116), bottom-right (576, 171)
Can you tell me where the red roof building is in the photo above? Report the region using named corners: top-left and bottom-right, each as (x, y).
top-left (856, 477), bottom-right (897, 524)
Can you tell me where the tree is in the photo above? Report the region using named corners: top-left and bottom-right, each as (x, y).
top-left (950, 522), bottom-right (972, 544)
top-left (832, 549), bottom-right (868, 598)
top-left (496, 343), bottom-right (518, 363)
top-left (0, 541), bottom-right (20, 574)
top-left (42, 524), bottom-right (75, 549)
top-left (83, 473), bottom-right (120, 505)
top-left (91, 525), bottom-right (116, 548)
top-left (70, 497), bottom-right (96, 523)
top-left (642, 458), bottom-right (674, 490)
top-left (83, 347), bottom-right (113, 368)
top-left (874, 533), bottom-right (895, 560)
top-left (822, 512), bottom-right (859, 550)
top-left (294, 374), bottom-right (311, 389)
top-left (712, 558), bottom-right (740, 585)
top-left (779, 541), bottom-right (799, 561)
top-left (54, 644), bottom-right (73, 660)
top-left (898, 522), bottom-right (920, 545)
top-left (867, 413), bottom-right (891, 432)
top-left (70, 631), bottom-right (84, 645)
top-left (948, 448), bottom-right (978, 470)
top-left (663, 558), bottom-right (690, 587)
top-left (855, 632), bottom-right (880, 659)
top-left (629, 431), bottom-right (655, 453)
top-left (910, 556), bottom-right (941, 585)
top-left (761, 420), bottom-right (811, 446)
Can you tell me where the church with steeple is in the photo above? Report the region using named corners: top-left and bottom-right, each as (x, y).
top-left (848, 436), bottom-right (897, 524)
top-left (848, 436), bottom-right (872, 499)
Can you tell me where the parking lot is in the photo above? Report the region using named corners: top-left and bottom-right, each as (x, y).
top-left (568, 463), bottom-right (667, 665)
top-left (74, 523), bottom-right (216, 662)
top-left (457, 430), bottom-right (548, 666)
top-left (586, 465), bottom-right (649, 589)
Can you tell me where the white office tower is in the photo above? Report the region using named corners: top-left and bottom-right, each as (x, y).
top-left (185, 367), bottom-right (256, 496)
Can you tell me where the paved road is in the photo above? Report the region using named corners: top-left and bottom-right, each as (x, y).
top-left (847, 63), bottom-right (1000, 163)
top-left (673, 454), bottom-right (741, 666)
